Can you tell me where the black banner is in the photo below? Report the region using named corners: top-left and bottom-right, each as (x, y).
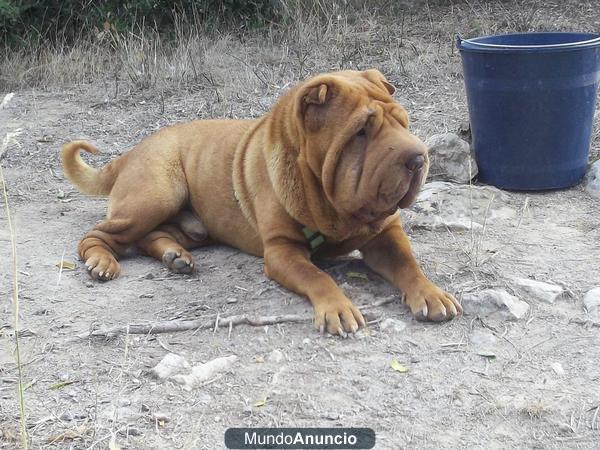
top-left (224, 428), bottom-right (375, 449)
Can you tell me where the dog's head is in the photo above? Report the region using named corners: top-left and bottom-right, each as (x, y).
top-left (291, 69), bottom-right (428, 228)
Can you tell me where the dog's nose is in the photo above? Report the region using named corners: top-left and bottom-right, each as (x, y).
top-left (406, 154), bottom-right (425, 172)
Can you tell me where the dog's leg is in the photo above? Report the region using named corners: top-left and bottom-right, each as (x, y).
top-left (78, 218), bottom-right (130, 281)
top-left (360, 217), bottom-right (462, 321)
top-left (137, 215), bottom-right (210, 274)
top-left (79, 178), bottom-right (187, 281)
top-left (263, 240), bottom-right (365, 336)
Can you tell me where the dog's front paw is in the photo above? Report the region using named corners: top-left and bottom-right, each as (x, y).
top-left (404, 279), bottom-right (462, 322)
top-left (313, 296), bottom-right (366, 337)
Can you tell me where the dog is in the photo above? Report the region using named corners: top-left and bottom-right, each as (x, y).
top-left (61, 69), bottom-right (461, 336)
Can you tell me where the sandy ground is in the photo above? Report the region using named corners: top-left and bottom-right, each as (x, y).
top-left (2, 2), bottom-right (600, 449)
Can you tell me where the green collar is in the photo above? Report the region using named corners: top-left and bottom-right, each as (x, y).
top-left (302, 226), bottom-right (325, 252)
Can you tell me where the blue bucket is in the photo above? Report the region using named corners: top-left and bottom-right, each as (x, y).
top-left (457, 32), bottom-right (600, 190)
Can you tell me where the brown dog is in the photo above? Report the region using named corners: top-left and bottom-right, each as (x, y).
top-left (61, 69), bottom-right (461, 335)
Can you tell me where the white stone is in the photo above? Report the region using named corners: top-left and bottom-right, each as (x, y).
top-left (470, 329), bottom-right (497, 351)
top-left (403, 181), bottom-right (515, 232)
top-left (425, 133), bottom-right (478, 183)
top-left (172, 355), bottom-right (237, 391)
top-left (583, 287), bottom-right (600, 320)
top-left (380, 318), bottom-right (408, 333)
top-left (550, 362), bottom-right (565, 376)
top-left (585, 160), bottom-right (600, 199)
top-left (514, 278), bottom-right (564, 304)
top-left (462, 289), bottom-right (529, 320)
top-left (149, 353), bottom-right (189, 379)
top-left (267, 349), bottom-right (284, 363)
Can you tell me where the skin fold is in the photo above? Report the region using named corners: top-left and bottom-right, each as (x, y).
top-left (61, 69), bottom-right (462, 336)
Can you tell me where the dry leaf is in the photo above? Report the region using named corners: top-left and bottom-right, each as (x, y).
top-left (56, 260), bottom-right (76, 270)
top-left (253, 396), bottom-right (268, 407)
top-left (347, 271), bottom-right (368, 280)
top-left (47, 424), bottom-right (86, 443)
top-left (50, 380), bottom-right (78, 390)
top-left (390, 359), bottom-right (409, 373)
top-left (1, 429), bottom-right (16, 441)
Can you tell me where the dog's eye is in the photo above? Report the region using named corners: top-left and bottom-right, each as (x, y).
top-left (356, 128), bottom-right (366, 137)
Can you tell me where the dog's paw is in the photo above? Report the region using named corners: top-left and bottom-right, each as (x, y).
top-left (85, 254), bottom-right (121, 281)
top-left (162, 249), bottom-right (195, 274)
top-left (404, 279), bottom-right (462, 322)
top-left (313, 296), bottom-right (366, 337)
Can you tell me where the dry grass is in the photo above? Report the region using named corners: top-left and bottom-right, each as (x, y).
top-left (1, 0), bottom-right (598, 92)
top-left (1, 99), bottom-right (28, 448)
top-left (3, 0), bottom-right (596, 159)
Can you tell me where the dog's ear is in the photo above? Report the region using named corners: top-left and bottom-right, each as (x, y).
top-left (303, 83), bottom-right (328, 105)
top-left (296, 78), bottom-right (335, 130)
top-left (363, 69), bottom-right (396, 95)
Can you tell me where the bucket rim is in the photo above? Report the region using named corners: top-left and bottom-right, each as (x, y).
top-left (457, 32), bottom-right (600, 52)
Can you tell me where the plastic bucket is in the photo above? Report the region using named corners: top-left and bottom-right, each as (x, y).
top-left (457, 32), bottom-right (600, 190)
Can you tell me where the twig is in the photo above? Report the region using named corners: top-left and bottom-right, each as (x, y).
top-left (569, 318), bottom-right (600, 328)
top-left (73, 297), bottom-right (399, 340)
top-left (56, 248), bottom-right (65, 286)
top-left (591, 405), bottom-right (599, 431)
top-left (74, 313), bottom-right (311, 339)
top-left (359, 296), bottom-right (397, 309)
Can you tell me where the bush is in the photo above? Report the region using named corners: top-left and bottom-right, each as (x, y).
top-left (0, 0), bottom-right (278, 45)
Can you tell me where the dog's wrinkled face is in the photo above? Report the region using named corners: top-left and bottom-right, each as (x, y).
top-left (296, 69), bottom-right (429, 227)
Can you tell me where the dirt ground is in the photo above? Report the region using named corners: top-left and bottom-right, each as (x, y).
top-left (2, 2), bottom-right (600, 449)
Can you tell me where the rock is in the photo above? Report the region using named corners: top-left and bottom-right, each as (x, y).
top-left (583, 287), bottom-right (600, 319)
top-left (59, 411), bottom-right (88, 421)
top-left (403, 181), bottom-right (515, 232)
top-left (172, 355), bottom-right (237, 391)
top-left (267, 349), bottom-right (284, 363)
top-left (148, 353), bottom-right (190, 380)
top-left (120, 427), bottom-right (143, 437)
top-left (379, 318), bottom-right (408, 333)
top-left (550, 362), bottom-right (565, 376)
top-left (424, 133), bottom-right (478, 183)
top-left (514, 278), bottom-right (564, 304)
top-left (585, 160), bottom-right (600, 199)
top-left (470, 329), bottom-right (497, 352)
top-left (462, 289), bottom-right (529, 320)
top-left (152, 412), bottom-right (170, 423)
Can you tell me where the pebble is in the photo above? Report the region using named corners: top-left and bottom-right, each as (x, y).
top-left (514, 278), bottom-right (564, 304)
top-left (379, 318), bottom-right (408, 333)
top-left (550, 362), bottom-right (565, 376)
top-left (148, 353), bottom-right (190, 379)
top-left (583, 287), bottom-right (600, 319)
top-left (470, 329), bottom-right (497, 351)
top-left (122, 427), bottom-right (143, 437)
top-left (59, 411), bottom-right (88, 421)
top-left (152, 412), bottom-right (170, 423)
top-left (462, 289), bottom-right (529, 320)
top-left (585, 160), bottom-right (600, 199)
top-left (267, 349), bottom-right (284, 363)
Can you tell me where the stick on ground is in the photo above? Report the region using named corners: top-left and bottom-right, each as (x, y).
top-left (73, 296), bottom-right (398, 339)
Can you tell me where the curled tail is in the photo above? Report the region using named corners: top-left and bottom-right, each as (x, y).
top-left (61, 140), bottom-right (118, 196)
